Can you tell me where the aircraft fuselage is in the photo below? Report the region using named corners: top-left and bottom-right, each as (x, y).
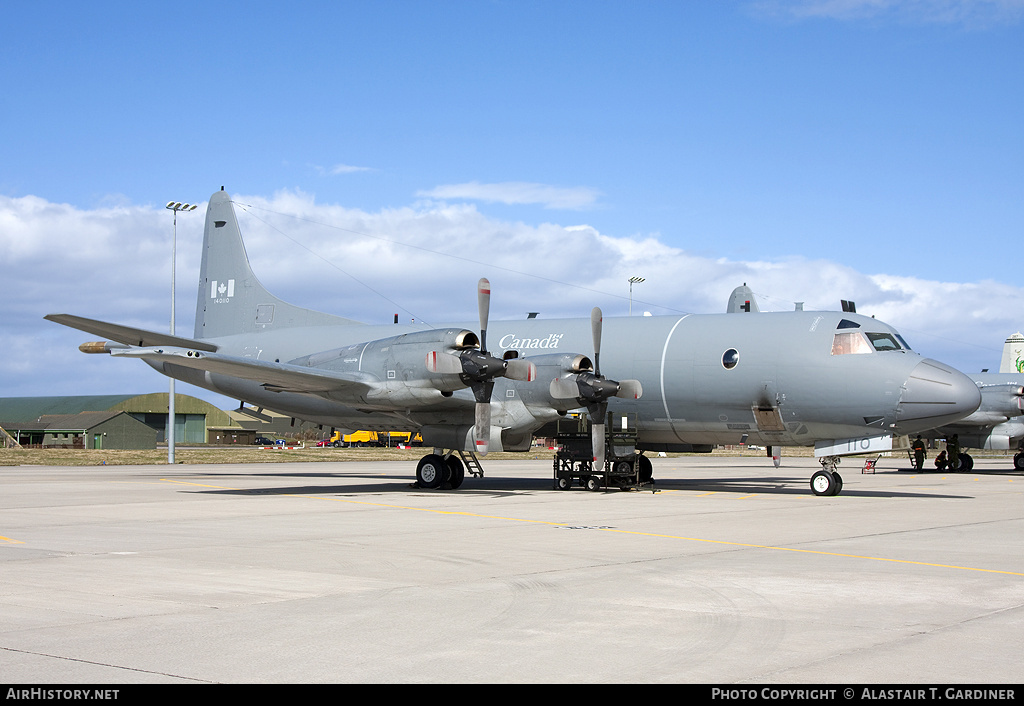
top-left (156, 308), bottom-right (976, 453)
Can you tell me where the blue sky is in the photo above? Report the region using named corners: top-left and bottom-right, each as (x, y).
top-left (2, 1), bottom-right (1023, 405)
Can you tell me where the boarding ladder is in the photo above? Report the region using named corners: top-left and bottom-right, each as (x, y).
top-left (456, 449), bottom-right (486, 478)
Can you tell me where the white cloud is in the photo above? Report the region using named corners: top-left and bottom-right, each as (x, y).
top-left (2, 190), bottom-right (1018, 405)
top-left (328, 163), bottom-right (374, 174)
top-left (309, 163), bottom-right (375, 176)
top-left (417, 181), bottom-right (603, 210)
top-left (751, 0), bottom-right (1024, 25)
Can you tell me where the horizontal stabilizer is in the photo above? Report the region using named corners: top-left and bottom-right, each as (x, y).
top-left (110, 347), bottom-right (375, 395)
top-left (45, 314), bottom-right (219, 352)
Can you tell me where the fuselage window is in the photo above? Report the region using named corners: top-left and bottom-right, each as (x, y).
top-left (831, 332), bottom-right (873, 355)
top-left (722, 348), bottom-right (739, 369)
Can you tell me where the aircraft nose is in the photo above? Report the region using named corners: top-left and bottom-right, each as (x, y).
top-left (897, 359), bottom-right (981, 432)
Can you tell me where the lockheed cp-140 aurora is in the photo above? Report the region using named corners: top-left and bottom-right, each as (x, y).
top-left (47, 189), bottom-right (981, 495)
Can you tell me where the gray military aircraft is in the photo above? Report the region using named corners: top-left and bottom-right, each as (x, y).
top-left (913, 333), bottom-right (1024, 471)
top-left (46, 189), bottom-right (981, 495)
top-left (726, 288), bottom-right (1024, 472)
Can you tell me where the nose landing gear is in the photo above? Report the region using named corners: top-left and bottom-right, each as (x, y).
top-left (811, 456), bottom-right (844, 496)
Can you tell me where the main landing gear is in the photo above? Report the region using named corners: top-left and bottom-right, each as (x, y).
top-left (415, 450), bottom-right (483, 490)
top-left (811, 456), bottom-right (844, 496)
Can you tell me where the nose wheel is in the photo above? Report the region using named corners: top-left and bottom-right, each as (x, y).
top-left (811, 457), bottom-right (844, 496)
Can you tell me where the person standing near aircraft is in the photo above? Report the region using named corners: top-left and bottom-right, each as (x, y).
top-left (911, 435), bottom-right (926, 470)
top-left (947, 434), bottom-right (961, 472)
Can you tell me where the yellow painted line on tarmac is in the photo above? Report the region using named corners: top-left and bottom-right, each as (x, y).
top-left (159, 478), bottom-right (1024, 577)
top-left (595, 528), bottom-right (1024, 576)
top-left (1, 535), bottom-right (24, 544)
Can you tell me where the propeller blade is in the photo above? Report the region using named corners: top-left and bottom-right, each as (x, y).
top-left (504, 358), bottom-right (537, 382)
top-left (615, 379), bottom-right (643, 400)
top-left (549, 376), bottom-right (580, 399)
top-left (425, 351), bottom-right (464, 375)
top-left (591, 307), bottom-right (602, 377)
top-left (591, 422), bottom-right (605, 465)
top-left (474, 401), bottom-right (491, 455)
top-left (478, 278), bottom-right (491, 352)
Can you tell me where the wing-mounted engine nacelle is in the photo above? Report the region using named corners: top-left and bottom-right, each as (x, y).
top-left (424, 333), bottom-right (537, 392)
top-left (510, 352), bottom-right (593, 410)
top-left (291, 328), bottom-right (483, 393)
top-left (965, 383), bottom-right (1024, 424)
top-left (983, 383), bottom-right (1024, 417)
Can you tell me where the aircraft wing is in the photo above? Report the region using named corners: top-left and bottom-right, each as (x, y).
top-left (110, 346), bottom-right (376, 395)
top-left (45, 314), bottom-right (220, 352)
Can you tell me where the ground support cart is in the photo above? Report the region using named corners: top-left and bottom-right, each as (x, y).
top-left (552, 414), bottom-right (654, 491)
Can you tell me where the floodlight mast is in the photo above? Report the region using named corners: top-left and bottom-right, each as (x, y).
top-left (628, 276), bottom-right (645, 316)
top-left (164, 202), bottom-right (197, 463)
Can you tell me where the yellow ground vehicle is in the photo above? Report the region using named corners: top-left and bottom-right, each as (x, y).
top-left (326, 430), bottom-right (422, 447)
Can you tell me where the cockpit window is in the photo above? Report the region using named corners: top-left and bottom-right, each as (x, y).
top-left (895, 334), bottom-right (912, 351)
top-left (831, 332), bottom-right (873, 355)
top-left (866, 333), bottom-right (901, 352)
top-left (832, 331), bottom-right (905, 355)
top-left (837, 319), bottom-right (861, 329)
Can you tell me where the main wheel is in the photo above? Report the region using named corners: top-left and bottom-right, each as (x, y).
top-left (416, 454), bottom-right (447, 489)
top-left (1014, 452), bottom-right (1024, 471)
top-left (638, 455), bottom-right (654, 483)
top-left (811, 470), bottom-right (838, 496)
top-left (445, 456), bottom-right (465, 489)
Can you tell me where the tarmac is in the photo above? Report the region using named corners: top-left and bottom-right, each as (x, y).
top-left (1, 453), bottom-right (1022, 684)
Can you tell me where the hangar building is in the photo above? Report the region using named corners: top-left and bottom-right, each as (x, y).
top-left (0, 394), bottom-right (240, 449)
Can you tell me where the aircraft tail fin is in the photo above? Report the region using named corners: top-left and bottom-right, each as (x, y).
top-left (726, 284), bottom-right (759, 313)
top-left (194, 189), bottom-right (358, 339)
top-left (999, 332), bottom-right (1024, 373)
